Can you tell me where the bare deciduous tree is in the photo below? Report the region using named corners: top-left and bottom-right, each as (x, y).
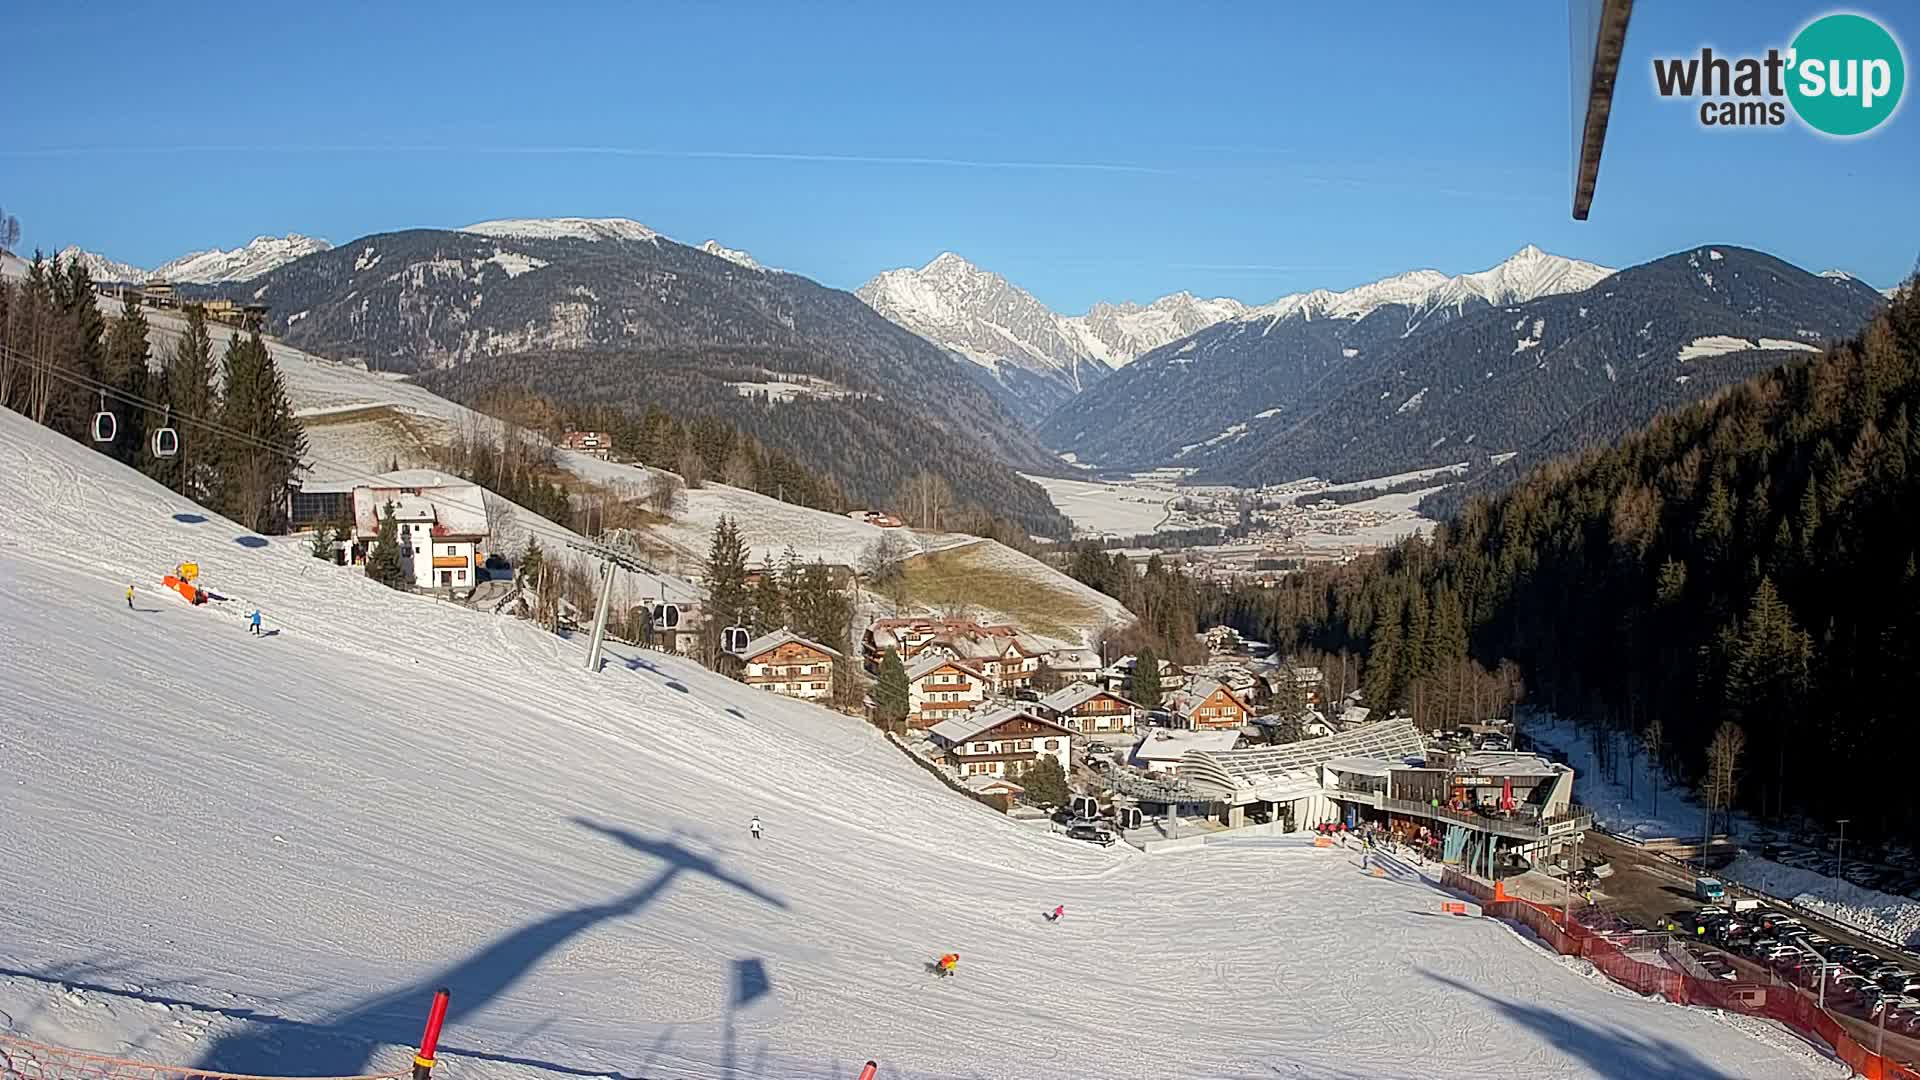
top-left (1703, 720), bottom-right (1747, 837)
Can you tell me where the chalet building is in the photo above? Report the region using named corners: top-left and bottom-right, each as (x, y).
top-left (906, 654), bottom-right (991, 729)
top-left (1044, 648), bottom-right (1101, 681)
top-left (560, 430), bottom-right (614, 460)
top-left (1096, 654), bottom-right (1183, 697)
top-left (927, 705), bottom-right (1075, 781)
top-left (1169, 677), bottom-right (1253, 731)
top-left (1038, 682), bottom-right (1140, 738)
top-left (863, 616), bottom-right (1030, 670)
top-left (974, 635), bottom-right (1046, 693)
top-left (349, 470), bottom-right (490, 591)
top-left (844, 509), bottom-right (905, 528)
top-left (739, 629), bottom-right (841, 701)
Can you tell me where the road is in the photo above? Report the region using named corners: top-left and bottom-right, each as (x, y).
top-left (1584, 831), bottom-right (1920, 1065)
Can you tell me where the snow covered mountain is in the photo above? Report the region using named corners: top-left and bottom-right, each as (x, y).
top-left (1235, 245), bottom-right (1613, 329)
top-left (47, 235), bottom-right (330, 285)
top-left (855, 253), bottom-right (1244, 424)
top-left (461, 217), bottom-right (662, 244)
top-left (155, 234), bottom-right (331, 283)
top-left (1041, 246), bottom-right (1615, 468)
top-left (699, 239), bottom-right (769, 272)
top-left (1065, 293), bottom-right (1249, 368)
top-left (55, 245), bottom-right (148, 284)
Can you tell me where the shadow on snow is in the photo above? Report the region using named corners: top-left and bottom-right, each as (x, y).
top-left (1420, 969), bottom-right (1743, 1080)
top-left (170, 818), bottom-right (786, 1076)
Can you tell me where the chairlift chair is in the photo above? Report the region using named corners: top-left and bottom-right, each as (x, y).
top-left (150, 406), bottom-right (179, 458)
top-left (91, 392), bottom-right (117, 443)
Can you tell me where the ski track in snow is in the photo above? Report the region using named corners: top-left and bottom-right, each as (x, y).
top-left (0, 412), bottom-right (1848, 1080)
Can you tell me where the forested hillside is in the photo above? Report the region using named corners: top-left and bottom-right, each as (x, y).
top-left (414, 348), bottom-right (1072, 538)
top-left (1220, 280), bottom-right (1920, 838)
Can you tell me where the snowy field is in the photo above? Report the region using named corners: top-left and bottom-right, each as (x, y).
top-left (1019, 473), bottom-right (1172, 537)
top-left (0, 410), bottom-right (1847, 1080)
top-left (1525, 711), bottom-right (1920, 949)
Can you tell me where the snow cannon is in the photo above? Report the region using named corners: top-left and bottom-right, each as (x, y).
top-left (163, 562), bottom-right (206, 605)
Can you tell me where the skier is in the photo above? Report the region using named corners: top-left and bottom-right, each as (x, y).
top-left (935, 953), bottom-right (959, 978)
top-left (125, 584), bottom-right (134, 610)
top-left (748, 815), bottom-right (763, 841)
top-left (249, 608), bottom-right (263, 636)
top-left (1046, 904), bottom-right (1065, 923)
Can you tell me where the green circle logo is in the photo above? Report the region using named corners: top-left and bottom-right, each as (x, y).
top-left (1787, 13), bottom-right (1905, 136)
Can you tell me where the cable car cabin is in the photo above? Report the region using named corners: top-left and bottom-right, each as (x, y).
top-left (151, 425), bottom-right (179, 458)
top-left (721, 626), bottom-right (750, 654)
top-left (91, 408), bottom-right (117, 443)
top-left (651, 603), bottom-right (680, 629)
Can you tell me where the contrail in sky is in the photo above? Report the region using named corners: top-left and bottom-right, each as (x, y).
top-left (0, 142), bottom-right (1173, 175)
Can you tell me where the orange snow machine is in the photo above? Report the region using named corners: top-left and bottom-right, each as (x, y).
top-left (163, 562), bottom-right (205, 605)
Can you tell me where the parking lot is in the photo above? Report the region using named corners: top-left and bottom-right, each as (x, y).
top-left (1582, 831), bottom-right (1920, 1064)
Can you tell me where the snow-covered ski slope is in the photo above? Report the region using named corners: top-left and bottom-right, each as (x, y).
top-left (0, 411), bottom-right (1844, 1080)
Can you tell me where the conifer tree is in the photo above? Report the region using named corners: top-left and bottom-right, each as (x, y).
top-left (364, 503), bottom-right (408, 590)
top-left (751, 555), bottom-right (785, 634)
top-left (100, 296), bottom-right (151, 465)
top-left (704, 515), bottom-right (752, 629)
top-left (875, 647), bottom-right (910, 729)
top-left (1133, 645), bottom-right (1163, 710)
top-left (216, 327), bottom-right (306, 533)
top-left (152, 305), bottom-right (218, 502)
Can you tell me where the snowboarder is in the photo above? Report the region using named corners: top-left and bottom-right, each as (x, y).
top-left (748, 815), bottom-right (762, 841)
top-left (934, 953), bottom-right (959, 977)
top-left (1045, 904), bottom-right (1065, 923)
top-left (249, 608), bottom-right (263, 636)
top-left (125, 584), bottom-right (134, 610)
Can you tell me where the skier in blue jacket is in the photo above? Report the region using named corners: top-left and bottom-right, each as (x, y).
top-left (249, 609), bottom-right (263, 636)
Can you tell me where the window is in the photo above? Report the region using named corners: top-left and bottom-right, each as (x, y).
top-left (1016, 740), bottom-right (1032, 751)
top-left (445, 545), bottom-right (457, 556)
top-left (1042, 739), bottom-right (1057, 750)
top-left (457, 570), bottom-right (466, 582)
top-left (972, 742), bottom-right (989, 753)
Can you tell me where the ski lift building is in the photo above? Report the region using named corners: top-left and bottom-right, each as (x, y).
top-left (738, 629), bottom-right (842, 702)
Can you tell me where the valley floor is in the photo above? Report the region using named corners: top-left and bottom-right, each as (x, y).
top-left (0, 410), bottom-right (1846, 1080)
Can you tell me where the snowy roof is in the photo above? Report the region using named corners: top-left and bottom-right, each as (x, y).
top-left (350, 472), bottom-right (488, 538)
top-left (1047, 649), bottom-right (1100, 671)
top-left (1039, 682), bottom-right (1137, 713)
top-left (1324, 756), bottom-right (1395, 778)
top-left (1179, 719), bottom-right (1426, 800)
top-left (1172, 677), bottom-right (1246, 720)
top-left (961, 774), bottom-right (1024, 794)
top-left (740, 628), bottom-right (842, 663)
top-left (1131, 728), bottom-right (1241, 763)
top-left (1453, 752), bottom-right (1562, 780)
top-left (928, 705), bottom-right (1070, 746)
top-left (906, 653), bottom-right (985, 682)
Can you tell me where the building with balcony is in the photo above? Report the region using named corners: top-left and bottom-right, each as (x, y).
top-left (739, 629), bottom-right (841, 701)
top-left (349, 470), bottom-right (490, 591)
top-left (927, 705), bottom-right (1074, 781)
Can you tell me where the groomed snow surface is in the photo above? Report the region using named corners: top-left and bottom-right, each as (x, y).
top-left (0, 410), bottom-right (1846, 1079)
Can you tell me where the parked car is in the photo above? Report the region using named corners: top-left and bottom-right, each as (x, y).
top-left (1065, 821), bottom-right (1116, 847)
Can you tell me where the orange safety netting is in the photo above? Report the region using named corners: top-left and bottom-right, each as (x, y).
top-left (0, 1032), bottom-right (409, 1080)
top-left (1442, 868), bottom-right (1920, 1080)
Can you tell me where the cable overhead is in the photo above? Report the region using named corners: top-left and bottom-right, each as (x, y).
top-left (0, 340), bottom-right (694, 580)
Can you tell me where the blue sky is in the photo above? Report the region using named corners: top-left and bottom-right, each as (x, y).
top-left (4, 1), bottom-right (1914, 311)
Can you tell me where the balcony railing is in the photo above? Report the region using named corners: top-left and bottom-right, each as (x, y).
top-left (1375, 796), bottom-right (1592, 840)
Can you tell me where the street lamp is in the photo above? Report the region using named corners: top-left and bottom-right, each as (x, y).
top-left (1837, 818), bottom-right (1850, 896)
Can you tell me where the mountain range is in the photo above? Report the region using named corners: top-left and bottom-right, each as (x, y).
top-left (56, 235), bottom-right (331, 284)
top-left (856, 253), bottom-right (1246, 424)
top-left (38, 215), bottom-right (1898, 532)
top-left (1139, 246), bottom-right (1884, 493)
top-left (1039, 245), bottom-right (1616, 470)
top-left (207, 219), bottom-right (1072, 535)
